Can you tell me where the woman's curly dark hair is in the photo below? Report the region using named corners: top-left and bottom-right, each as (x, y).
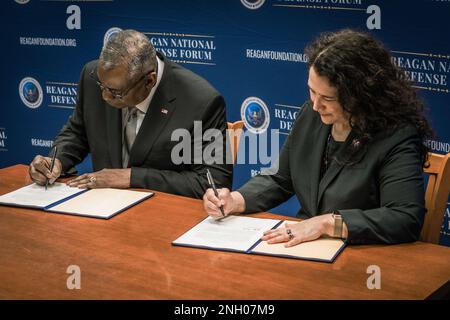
top-left (305, 29), bottom-right (434, 166)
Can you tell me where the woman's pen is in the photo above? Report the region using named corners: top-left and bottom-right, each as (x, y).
top-left (206, 169), bottom-right (225, 218)
top-left (45, 146), bottom-right (58, 191)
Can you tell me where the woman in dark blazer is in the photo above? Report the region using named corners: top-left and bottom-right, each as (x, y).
top-left (203, 29), bottom-right (434, 245)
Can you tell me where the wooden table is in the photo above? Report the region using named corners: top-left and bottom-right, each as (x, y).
top-left (0, 164), bottom-right (449, 300)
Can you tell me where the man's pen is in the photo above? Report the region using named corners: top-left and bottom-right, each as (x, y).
top-left (206, 169), bottom-right (225, 218)
top-left (45, 146), bottom-right (57, 191)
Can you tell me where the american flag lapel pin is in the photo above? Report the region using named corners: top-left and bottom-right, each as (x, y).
top-left (161, 107), bottom-right (168, 114)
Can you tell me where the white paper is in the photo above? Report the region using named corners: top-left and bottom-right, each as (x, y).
top-left (173, 216), bottom-right (281, 252)
top-left (48, 188), bottom-right (153, 218)
top-left (0, 182), bottom-right (84, 208)
top-left (251, 221), bottom-right (346, 262)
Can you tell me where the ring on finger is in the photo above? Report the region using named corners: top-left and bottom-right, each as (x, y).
top-left (286, 228), bottom-right (294, 241)
top-left (89, 176), bottom-right (96, 183)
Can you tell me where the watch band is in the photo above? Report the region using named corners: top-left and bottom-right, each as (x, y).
top-left (332, 211), bottom-right (343, 238)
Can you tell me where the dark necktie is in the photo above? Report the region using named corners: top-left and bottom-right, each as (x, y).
top-left (123, 107), bottom-right (138, 168)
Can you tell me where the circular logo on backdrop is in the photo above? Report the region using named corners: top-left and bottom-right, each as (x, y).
top-left (240, 0), bottom-right (265, 10)
top-left (14, 0), bottom-right (30, 4)
top-left (241, 97), bottom-right (270, 134)
top-left (19, 77), bottom-right (43, 109)
top-left (103, 27), bottom-right (123, 46)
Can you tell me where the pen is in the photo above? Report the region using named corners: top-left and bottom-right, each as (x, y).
top-left (45, 146), bottom-right (58, 191)
top-left (206, 169), bottom-right (225, 218)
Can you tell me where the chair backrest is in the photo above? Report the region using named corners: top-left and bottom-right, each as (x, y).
top-left (421, 152), bottom-right (450, 244)
top-left (227, 121), bottom-right (244, 165)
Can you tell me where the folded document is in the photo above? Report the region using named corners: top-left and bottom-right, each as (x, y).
top-left (172, 216), bottom-right (346, 263)
top-left (0, 182), bottom-right (153, 219)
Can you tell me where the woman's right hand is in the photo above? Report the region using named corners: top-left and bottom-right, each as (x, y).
top-left (202, 188), bottom-right (245, 219)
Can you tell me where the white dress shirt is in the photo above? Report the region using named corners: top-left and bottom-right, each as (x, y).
top-left (122, 56), bottom-right (165, 167)
top-left (122, 55), bottom-right (165, 134)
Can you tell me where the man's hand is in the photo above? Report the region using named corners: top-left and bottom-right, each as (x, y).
top-left (67, 168), bottom-right (131, 189)
top-left (29, 155), bottom-right (62, 186)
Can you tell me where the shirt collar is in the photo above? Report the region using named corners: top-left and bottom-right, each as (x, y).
top-left (135, 55), bottom-right (165, 114)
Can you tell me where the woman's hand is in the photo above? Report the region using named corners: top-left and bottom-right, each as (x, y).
top-left (261, 214), bottom-right (335, 247)
top-left (203, 188), bottom-right (245, 219)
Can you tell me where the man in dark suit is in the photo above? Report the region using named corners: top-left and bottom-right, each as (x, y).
top-left (29, 29), bottom-right (232, 198)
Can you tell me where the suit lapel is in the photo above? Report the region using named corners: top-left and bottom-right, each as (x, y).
top-left (128, 59), bottom-right (176, 167)
top-left (105, 101), bottom-right (122, 168)
top-left (310, 122), bottom-right (330, 214)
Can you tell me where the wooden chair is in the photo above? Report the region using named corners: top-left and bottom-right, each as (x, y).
top-left (421, 152), bottom-right (450, 244)
top-left (227, 121), bottom-right (244, 164)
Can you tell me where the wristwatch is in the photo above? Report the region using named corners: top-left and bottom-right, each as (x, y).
top-left (332, 211), bottom-right (343, 238)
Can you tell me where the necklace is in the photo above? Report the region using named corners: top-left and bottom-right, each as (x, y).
top-left (323, 133), bottom-right (332, 172)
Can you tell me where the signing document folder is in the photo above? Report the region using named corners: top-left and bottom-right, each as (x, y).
top-left (173, 216), bottom-right (346, 263)
top-left (0, 182), bottom-right (153, 219)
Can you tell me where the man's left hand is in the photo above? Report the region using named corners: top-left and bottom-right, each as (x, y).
top-left (67, 168), bottom-right (131, 189)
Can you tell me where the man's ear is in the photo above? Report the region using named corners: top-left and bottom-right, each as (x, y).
top-left (146, 72), bottom-right (157, 89)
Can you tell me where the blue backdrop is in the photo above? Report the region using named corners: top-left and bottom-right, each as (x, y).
top-left (1, 0), bottom-right (449, 245)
